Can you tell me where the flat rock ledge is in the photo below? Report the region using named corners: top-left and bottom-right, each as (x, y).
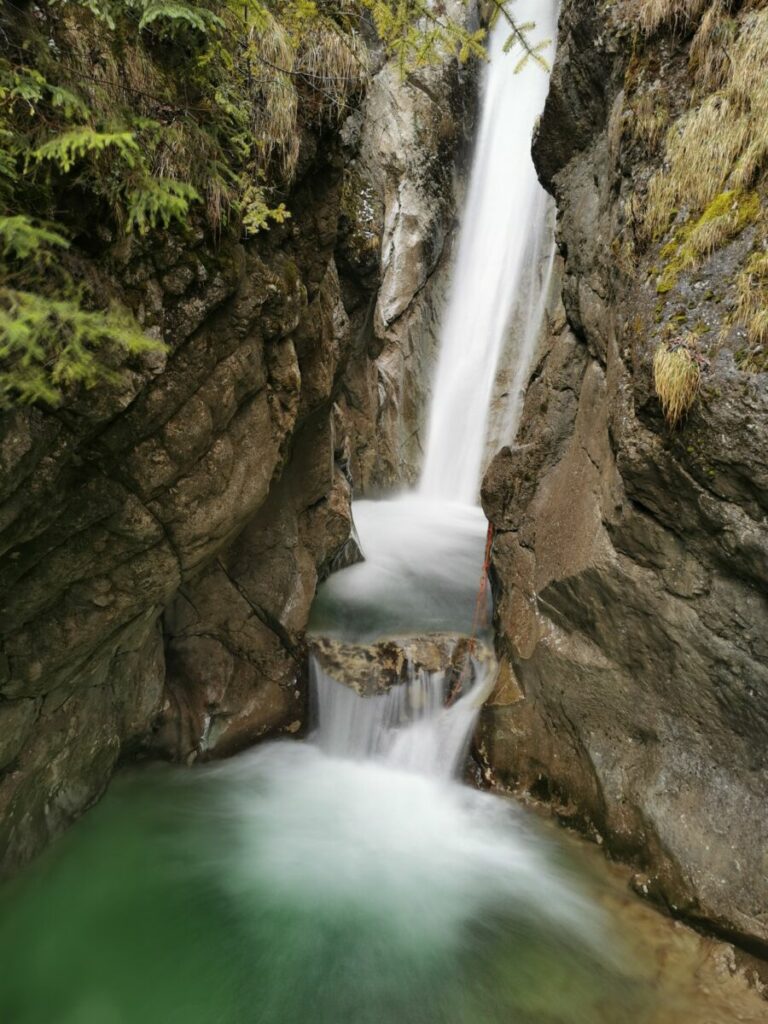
top-left (309, 634), bottom-right (495, 697)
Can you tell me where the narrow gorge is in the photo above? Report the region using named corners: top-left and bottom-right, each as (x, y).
top-left (0, 0), bottom-right (766, 1021)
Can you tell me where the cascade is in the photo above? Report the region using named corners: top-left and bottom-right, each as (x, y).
top-left (0, 6), bottom-right (753, 1020)
top-left (311, 2), bottom-right (559, 641)
top-left (420, 0), bottom-right (559, 503)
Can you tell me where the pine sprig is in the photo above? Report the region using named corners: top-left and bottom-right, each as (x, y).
top-left (490, 0), bottom-right (551, 72)
top-left (0, 288), bottom-right (163, 407)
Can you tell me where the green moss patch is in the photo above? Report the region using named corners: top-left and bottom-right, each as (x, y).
top-left (656, 189), bottom-right (760, 294)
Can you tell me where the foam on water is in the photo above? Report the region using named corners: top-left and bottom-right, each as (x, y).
top-left (216, 659), bottom-right (609, 962)
top-left (309, 495), bottom-right (488, 641)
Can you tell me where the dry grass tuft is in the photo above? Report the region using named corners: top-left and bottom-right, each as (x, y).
top-left (653, 336), bottom-right (703, 425)
top-left (49, 4), bottom-right (367, 224)
top-left (297, 23), bottom-right (368, 114)
top-left (630, 90), bottom-right (670, 154)
top-left (684, 189), bottom-right (760, 257)
top-left (689, 1), bottom-right (737, 89)
top-left (733, 249), bottom-right (768, 369)
top-left (250, 12), bottom-right (301, 179)
top-left (636, 0), bottom-right (710, 35)
top-left (642, 8), bottom-right (768, 242)
top-left (249, 16), bottom-right (367, 181)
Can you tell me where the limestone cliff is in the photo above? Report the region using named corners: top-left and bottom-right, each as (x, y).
top-left (481, 0), bottom-right (768, 952)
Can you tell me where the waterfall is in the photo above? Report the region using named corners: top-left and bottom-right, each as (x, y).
top-left (486, 231), bottom-right (557, 457)
top-left (310, 651), bottom-right (494, 776)
top-left (311, 4), bottom-right (558, 642)
top-left (420, 0), bottom-right (559, 504)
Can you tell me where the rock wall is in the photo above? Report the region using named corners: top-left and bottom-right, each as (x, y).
top-left (480, 0), bottom-right (768, 952)
top-left (338, 51), bottom-right (475, 491)
top-left (0, 40), bottom-right (472, 872)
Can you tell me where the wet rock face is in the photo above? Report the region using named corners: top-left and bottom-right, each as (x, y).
top-left (481, 0), bottom-right (768, 951)
top-left (0, 136), bottom-right (360, 871)
top-left (337, 52), bottom-right (475, 491)
top-left (0, 29), bottom-right (473, 872)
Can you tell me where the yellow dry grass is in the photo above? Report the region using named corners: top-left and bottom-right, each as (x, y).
top-left (250, 12), bottom-right (301, 178)
top-left (642, 7), bottom-right (768, 242)
top-left (297, 23), bottom-right (368, 109)
top-left (653, 338), bottom-right (702, 426)
top-left (689, 1), bottom-right (737, 89)
top-left (635, 0), bottom-right (709, 35)
top-left (250, 15), bottom-right (367, 179)
top-left (51, 4), bottom-right (366, 225)
top-left (734, 250), bottom-right (768, 364)
top-left (631, 90), bottom-right (670, 153)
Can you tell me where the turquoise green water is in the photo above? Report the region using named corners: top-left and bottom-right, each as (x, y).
top-left (0, 746), bottom-right (658, 1024)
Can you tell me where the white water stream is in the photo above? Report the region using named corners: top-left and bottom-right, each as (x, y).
top-left (420, 0), bottom-right (559, 503)
top-left (312, 2), bottom-right (559, 641)
top-left (0, 9), bottom-right (760, 1022)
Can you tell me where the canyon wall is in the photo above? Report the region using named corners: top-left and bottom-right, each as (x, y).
top-left (480, 0), bottom-right (768, 952)
top-left (0, 35), bottom-right (471, 873)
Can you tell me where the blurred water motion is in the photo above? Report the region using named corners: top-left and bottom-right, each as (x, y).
top-left (0, 664), bottom-right (762, 1024)
top-left (0, 666), bottom-right (638, 1024)
top-left (310, 496), bottom-right (488, 641)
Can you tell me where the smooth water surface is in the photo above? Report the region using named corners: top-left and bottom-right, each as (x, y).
top-left (309, 495), bottom-right (488, 641)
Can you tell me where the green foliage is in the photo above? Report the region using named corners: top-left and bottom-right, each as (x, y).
top-left (0, 213), bottom-right (164, 406)
top-left (489, 0), bottom-right (551, 72)
top-left (137, 1), bottom-right (224, 34)
top-left (0, 288), bottom-right (160, 406)
top-left (126, 178), bottom-right (200, 233)
top-left (0, 0), bottom-right (542, 408)
top-left (30, 128), bottom-right (139, 173)
top-left (0, 216), bottom-right (69, 261)
top-left (364, 0), bottom-right (486, 70)
top-left (241, 186), bottom-right (291, 236)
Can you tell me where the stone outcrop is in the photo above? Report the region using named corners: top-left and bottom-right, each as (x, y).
top-left (480, 0), bottom-right (768, 952)
top-left (311, 634), bottom-right (493, 696)
top-left (0, 133), bottom-right (359, 870)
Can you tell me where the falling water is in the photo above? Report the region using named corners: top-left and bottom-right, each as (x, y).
top-left (0, 8), bottom-right (765, 1022)
top-left (311, 3), bottom-right (558, 642)
top-left (310, 649), bottom-right (496, 775)
top-left (420, 0), bottom-right (560, 504)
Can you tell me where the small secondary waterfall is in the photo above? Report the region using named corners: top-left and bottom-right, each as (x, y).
top-left (420, 0), bottom-right (558, 504)
top-left (486, 230), bottom-right (557, 457)
top-left (311, 651), bottom-right (495, 775)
